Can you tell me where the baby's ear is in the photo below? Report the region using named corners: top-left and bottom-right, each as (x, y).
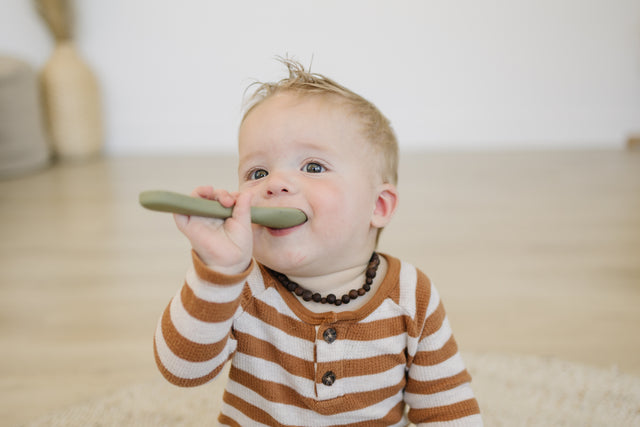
top-left (371, 183), bottom-right (398, 228)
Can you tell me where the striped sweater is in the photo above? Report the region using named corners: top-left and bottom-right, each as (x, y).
top-left (154, 252), bottom-right (482, 426)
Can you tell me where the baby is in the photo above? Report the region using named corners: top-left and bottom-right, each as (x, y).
top-left (154, 59), bottom-right (482, 426)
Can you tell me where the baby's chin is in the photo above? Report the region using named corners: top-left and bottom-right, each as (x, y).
top-left (253, 248), bottom-right (310, 275)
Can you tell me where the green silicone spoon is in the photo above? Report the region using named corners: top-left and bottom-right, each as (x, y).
top-left (139, 190), bottom-right (307, 229)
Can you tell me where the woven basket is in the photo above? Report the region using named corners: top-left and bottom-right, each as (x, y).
top-left (0, 56), bottom-right (51, 177)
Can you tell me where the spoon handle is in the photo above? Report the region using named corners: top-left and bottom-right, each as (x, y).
top-left (139, 190), bottom-right (307, 229)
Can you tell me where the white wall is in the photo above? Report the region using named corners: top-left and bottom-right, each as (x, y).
top-left (1, 0), bottom-right (639, 154)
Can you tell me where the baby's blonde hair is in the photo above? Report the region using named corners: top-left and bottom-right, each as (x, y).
top-left (242, 58), bottom-right (398, 185)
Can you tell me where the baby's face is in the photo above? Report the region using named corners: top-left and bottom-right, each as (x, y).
top-left (238, 92), bottom-right (382, 277)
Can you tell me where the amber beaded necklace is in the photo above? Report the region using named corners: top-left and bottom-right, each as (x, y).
top-left (268, 253), bottom-right (380, 306)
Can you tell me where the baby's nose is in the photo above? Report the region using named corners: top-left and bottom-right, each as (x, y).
top-left (265, 173), bottom-right (294, 196)
top-left (267, 186), bottom-right (289, 195)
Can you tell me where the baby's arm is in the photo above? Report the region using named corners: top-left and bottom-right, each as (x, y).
top-left (154, 186), bottom-right (254, 386)
top-left (405, 281), bottom-right (482, 426)
top-left (154, 251), bottom-right (252, 386)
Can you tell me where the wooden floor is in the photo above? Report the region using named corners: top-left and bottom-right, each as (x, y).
top-left (1, 151), bottom-right (639, 426)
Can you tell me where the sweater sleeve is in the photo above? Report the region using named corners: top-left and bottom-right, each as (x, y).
top-left (154, 251), bottom-right (254, 387)
top-left (405, 274), bottom-right (482, 426)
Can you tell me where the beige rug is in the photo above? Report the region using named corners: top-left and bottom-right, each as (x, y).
top-left (26, 353), bottom-right (640, 426)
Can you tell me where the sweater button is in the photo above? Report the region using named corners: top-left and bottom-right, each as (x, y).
top-left (323, 328), bottom-right (337, 344)
top-left (322, 371), bottom-right (336, 386)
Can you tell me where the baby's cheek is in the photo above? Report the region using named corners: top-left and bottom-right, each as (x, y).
top-left (311, 183), bottom-right (347, 209)
top-left (315, 204), bottom-right (356, 240)
top-left (251, 230), bottom-right (268, 254)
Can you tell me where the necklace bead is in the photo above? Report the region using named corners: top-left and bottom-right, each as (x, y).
top-left (269, 253), bottom-right (380, 306)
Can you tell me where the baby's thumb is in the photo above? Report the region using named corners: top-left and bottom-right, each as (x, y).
top-left (173, 213), bottom-right (189, 231)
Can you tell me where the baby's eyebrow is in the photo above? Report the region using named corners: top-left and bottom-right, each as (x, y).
top-left (238, 141), bottom-right (338, 171)
top-left (239, 150), bottom-right (262, 163)
top-left (238, 151), bottom-right (265, 171)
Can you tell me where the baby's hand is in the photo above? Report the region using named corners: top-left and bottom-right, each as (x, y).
top-left (173, 186), bottom-right (253, 275)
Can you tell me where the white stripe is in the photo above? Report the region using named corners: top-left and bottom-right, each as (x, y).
top-left (154, 322), bottom-right (235, 380)
top-left (316, 362), bottom-right (406, 401)
top-left (407, 283), bottom-right (442, 357)
top-left (407, 334), bottom-right (420, 357)
top-left (245, 264), bottom-right (268, 298)
top-left (224, 379), bottom-right (405, 426)
top-left (254, 286), bottom-right (301, 320)
top-left (233, 352), bottom-right (317, 398)
top-left (425, 282), bottom-right (441, 318)
top-left (414, 413), bottom-right (483, 426)
top-left (338, 363), bottom-right (406, 394)
top-left (319, 333), bottom-right (407, 362)
top-left (419, 317), bottom-right (453, 353)
top-left (186, 267), bottom-right (245, 303)
top-left (170, 292), bottom-right (238, 344)
top-left (233, 312), bottom-right (315, 361)
top-left (398, 261), bottom-right (418, 317)
top-left (219, 400), bottom-right (271, 426)
top-left (361, 299), bottom-right (407, 322)
top-left (405, 383), bottom-right (476, 409)
top-left (410, 352), bottom-right (466, 382)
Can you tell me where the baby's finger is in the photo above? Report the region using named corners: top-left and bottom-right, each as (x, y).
top-left (191, 186), bottom-right (235, 208)
top-left (192, 186), bottom-right (214, 199)
top-left (211, 189), bottom-right (236, 208)
top-left (231, 192), bottom-right (253, 226)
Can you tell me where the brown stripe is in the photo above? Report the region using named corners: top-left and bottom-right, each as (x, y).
top-left (342, 400), bottom-right (406, 427)
top-left (408, 398), bottom-right (480, 423)
top-left (316, 350), bottom-right (406, 378)
top-left (180, 283), bottom-right (243, 323)
top-left (412, 334), bottom-right (459, 367)
top-left (406, 280), bottom-right (441, 368)
top-left (245, 297), bottom-right (316, 342)
top-left (191, 250), bottom-right (254, 285)
top-left (229, 368), bottom-right (308, 410)
top-left (421, 301), bottom-right (446, 339)
top-left (405, 369), bottom-right (472, 395)
top-left (343, 384), bottom-right (408, 413)
top-left (222, 386), bottom-right (406, 426)
top-left (223, 391), bottom-right (285, 426)
top-left (413, 269), bottom-right (432, 323)
top-left (160, 303), bottom-right (230, 362)
top-left (230, 367), bottom-right (406, 415)
top-left (322, 400), bottom-right (405, 427)
top-left (402, 268), bottom-right (432, 340)
top-left (235, 330), bottom-right (314, 378)
top-left (343, 316), bottom-right (407, 341)
top-left (217, 413), bottom-right (242, 427)
top-left (224, 394), bottom-right (404, 427)
top-left (153, 338), bottom-right (229, 387)
top-left (387, 267), bottom-right (401, 306)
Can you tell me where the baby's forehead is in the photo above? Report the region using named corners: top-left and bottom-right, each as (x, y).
top-left (237, 91), bottom-right (386, 164)
top-left (240, 92), bottom-right (366, 137)
top-left (251, 90), bottom-right (355, 117)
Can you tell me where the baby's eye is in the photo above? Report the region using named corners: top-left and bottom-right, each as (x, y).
top-left (303, 162), bottom-right (325, 173)
top-left (249, 169), bottom-right (268, 180)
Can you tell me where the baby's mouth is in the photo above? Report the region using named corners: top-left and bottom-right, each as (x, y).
top-left (255, 206), bottom-right (307, 229)
top-left (265, 220), bottom-right (305, 236)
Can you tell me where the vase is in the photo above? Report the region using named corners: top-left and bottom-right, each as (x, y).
top-left (40, 41), bottom-right (103, 160)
